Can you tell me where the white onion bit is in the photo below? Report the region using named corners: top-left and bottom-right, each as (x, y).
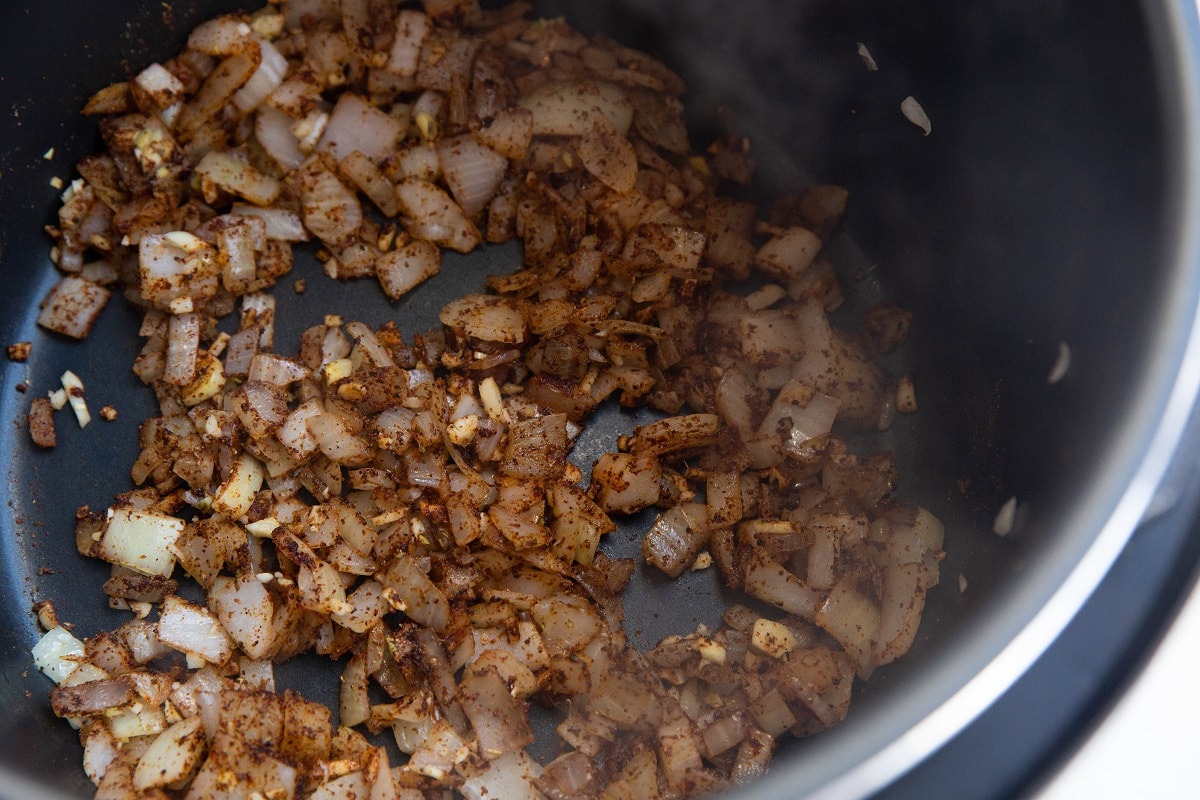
top-left (993, 496), bottom-right (1018, 536)
top-left (901, 95), bottom-right (932, 135)
top-left (60, 370), bottom-right (91, 428)
top-left (856, 42), bottom-right (879, 71)
top-left (1048, 341), bottom-right (1072, 384)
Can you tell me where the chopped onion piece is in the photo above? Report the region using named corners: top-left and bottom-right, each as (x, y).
top-left (901, 95), bottom-right (932, 135)
top-left (212, 452), bottom-right (265, 518)
top-left (857, 42), bottom-right (880, 71)
top-left (210, 573), bottom-right (275, 659)
top-left (60, 370), bottom-right (91, 428)
top-left (387, 9), bottom-right (429, 76)
top-left (255, 106), bottom-right (306, 171)
top-left (460, 750), bottom-right (545, 800)
top-left (993, 496), bottom-right (1018, 536)
top-left (459, 668), bottom-right (534, 757)
top-left (474, 108), bottom-right (533, 160)
top-left (755, 227), bottom-right (822, 280)
top-left (134, 63), bottom-right (186, 107)
top-left (299, 157), bottom-right (363, 248)
top-left (438, 134), bottom-right (508, 216)
top-left (519, 80), bottom-right (633, 136)
top-left (815, 578), bottom-right (881, 677)
top-left (132, 715), bottom-right (206, 790)
top-left (440, 293), bottom-right (527, 345)
top-left (377, 240), bottom-right (441, 300)
top-left (37, 275), bottom-right (111, 339)
top-left (743, 551), bottom-right (821, 618)
top-left (230, 203), bottom-right (309, 241)
top-left (233, 39), bottom-right (287, 112)
top-left (195, 150), bottom-right (281, 206)
top-left (32, 626), bottom-right (87, 684)
top-left (317, 93), bottom-right (405, 163)
top-left (187, 15), bottom-right (253, 56)
top-left (395, 178), bottom-right (481, 253)
top-left (99, 507), bottom-right (183, 578)
top-left (157, 595), bottom-right (235, 665)
top-left (643, 503), bottom-right (711, 578)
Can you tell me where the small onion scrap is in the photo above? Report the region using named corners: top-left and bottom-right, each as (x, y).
top-left (32, 1), bottom-right (944, 799)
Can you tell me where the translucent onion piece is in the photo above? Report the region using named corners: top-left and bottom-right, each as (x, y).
top-left (437, 134), bottom-right (508, 216)
top-left (642, 503), bottom-right (711, 578)
top-left (743, 550), bottom-right (821, 618)
top-left (157, 595), bottom-right (235, 665)
top-left (36, 275), bottom-right (111, 339)
top-left (255, 106), bottom-right (305, 171)
top-left (395, 178), bottom-right (481, 253)
top-left (458, 668), bottom-right (534, 757)
top-left (298, 157), bottom-right (363, 248)
top-left (233, 39), bottom-right (288, 112)
top-left (473, 108), bottom-right (533, 160)
top-left (230, 203), bottom-right (309, 241)
top-left (387, 9), bottom-right (429, 77)
top-left (317, 93), bottom-right (405, 164)
top-left (591, 451), bottom-right (661, 514)
top-left (519, 80), bottom-right (633, 136)
top-left (375, 240), bottom-right (439, 300)
top-left (187, 15), bottom-right (253, 56)
top-left (164, 312), bottom-right (202, 386)
top-left (132, 715), bottom-right (206, 790)
top-left (814, 578), bottom-right (881, 677)
top-left (460, 750), bottom-right (545, 800)
top-left (209, 574), bottom-right (275, 660)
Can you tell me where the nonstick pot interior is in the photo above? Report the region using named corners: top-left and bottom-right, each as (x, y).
top-left (1, 1), bottom-right (1197, 798)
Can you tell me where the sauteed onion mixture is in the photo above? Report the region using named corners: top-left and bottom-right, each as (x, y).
top-left (31, 1), bottom-right (944, 797)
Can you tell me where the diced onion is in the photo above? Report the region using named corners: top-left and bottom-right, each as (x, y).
top-left (36, 275), bottom-right (111, 339)
top-left (438, 134), bottom-right (508, 216)
top-left (157, 595), bottom-right (235, 665)
top-left (99, 507), bottom-right (183, 578)
top-left (34, 5), bottom-right (943, 797)
top-left (316, 93), bottom-right (405, 163)
top-left (376, 239), bottom-right (441, 300)
top-left (32, 627), bottom-right (87, 684)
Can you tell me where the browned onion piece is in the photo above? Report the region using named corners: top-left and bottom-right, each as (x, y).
top-left (874, 561), bottom-right (928, 666)
top-left (175, 51), bottom-right (259, 139)
top-left (36, 276), bottom-right (111, 340)
top-left (577, 114), bottom-right (637, 193)
top-left (458, 667), bottom-right (534, 757)
top-left (743, 550), bottom-right (821, 618)
top-left (519, 80), bottom-right (633, 137)
top-left (51, 677), bottom-right (134, 717)
top-left (395, 178), bottom-right (481, 253)
top-left (642, 503), bottom-right (711, 578)
top-left (376, 239), bottom-right (441, 300)
top-left (438, 134), bottom-right (508, 216)
top-left (473, 107), bottom-right (533, 160)
top-left (298, 156), bottom-right (363, 249)
top-left (379, 555), bottom-right (450, 632)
